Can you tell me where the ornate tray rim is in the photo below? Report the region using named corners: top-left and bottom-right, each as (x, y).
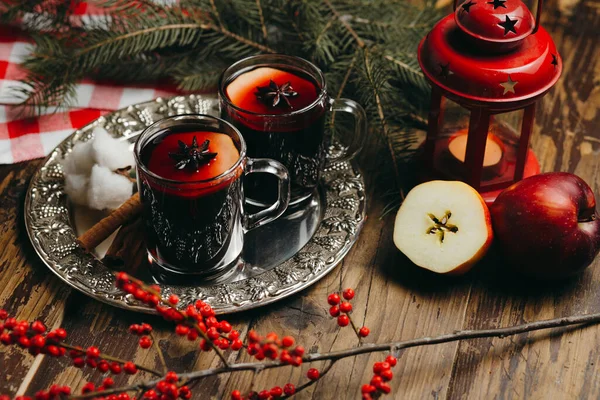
top-left (24, 94), bottom-right (366, 315)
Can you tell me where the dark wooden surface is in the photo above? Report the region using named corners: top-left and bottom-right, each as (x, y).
top-left (1, 0), bottom-right (599, 398)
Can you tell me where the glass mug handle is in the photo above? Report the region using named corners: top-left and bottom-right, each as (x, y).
top-left (243, 158), bottom-right (291, 231)
top-left (328, 98), bottom-right (368, 163)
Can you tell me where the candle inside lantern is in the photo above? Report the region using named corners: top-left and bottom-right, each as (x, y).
top-left (448, 130), bottom-right (504, 168)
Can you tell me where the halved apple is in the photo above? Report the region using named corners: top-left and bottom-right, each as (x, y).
top-left (393, 181), bottom-right (493, 275)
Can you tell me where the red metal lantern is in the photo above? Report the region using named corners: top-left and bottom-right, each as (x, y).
top-left (417, 0), bottom-right (561, 203)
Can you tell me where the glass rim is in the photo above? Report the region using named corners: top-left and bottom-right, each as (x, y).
top-left (218, 54), bottom-right (328, 118)
top-left (134, 114), bottom-right (247, 186)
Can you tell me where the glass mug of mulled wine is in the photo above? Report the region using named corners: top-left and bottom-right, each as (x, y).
top-left (219, 54), bottom-right (367, 206)
top-left (134, 114), bottom-right (290, 281)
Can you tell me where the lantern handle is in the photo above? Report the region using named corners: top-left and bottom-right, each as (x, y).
top-left (532, 0), bottom-right (543, 34)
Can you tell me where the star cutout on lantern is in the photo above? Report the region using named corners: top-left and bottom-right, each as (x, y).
top-left (438, 62), bottom-right (452, 79)
top-left (487, 0), bottom-right (507, 9)
top-left (461, 0), bottom-right (476, 12)
top-left (498, 15), bottom-right (518, 35)
top-left (499, 75), bottom-right (518, 95)
top-left (551, 54), bottom-right (559, 68)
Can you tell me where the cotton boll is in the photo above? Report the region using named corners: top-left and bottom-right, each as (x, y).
top-left (62, 140), bottom-right (95, 176)
top-left (64, 174), bottom-right (89, 206)
top-left (92, 126), bottom-right (135, 171)
top-left (88, 165), bottom-right (134, 210)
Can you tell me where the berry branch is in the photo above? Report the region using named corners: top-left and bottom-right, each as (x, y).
top-left (3, 273), bottom-right (600, 400)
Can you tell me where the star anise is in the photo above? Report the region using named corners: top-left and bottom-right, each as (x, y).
top-left (255, 79), bottom-right (298, 108)
top-left (168, 136), bottom-right (217, 171)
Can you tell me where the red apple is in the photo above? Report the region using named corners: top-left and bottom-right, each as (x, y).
top-left (490, 172), bottom-right (600, 278)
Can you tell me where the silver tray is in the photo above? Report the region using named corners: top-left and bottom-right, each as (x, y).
top-left (24, 94), bottom-right (366, 314)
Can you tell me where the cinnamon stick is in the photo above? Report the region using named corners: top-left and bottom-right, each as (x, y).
top-left (78, 193), bottom-right (142, 252)
top-left (102, 216), bottom-right (146, 275)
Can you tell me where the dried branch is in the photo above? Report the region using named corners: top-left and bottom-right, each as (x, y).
top-left (70, 310), bottom-right (600, 399)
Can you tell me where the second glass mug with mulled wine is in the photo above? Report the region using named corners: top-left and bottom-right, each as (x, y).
top-left (219, 54), bottom-right (367, 206)
top-left (134, 114), bottom-right (290, 281)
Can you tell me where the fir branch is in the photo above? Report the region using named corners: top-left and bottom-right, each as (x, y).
top-left (363, 49), bottom-right (401, 189)
top-left (254, 0), bottom-right (268, 39)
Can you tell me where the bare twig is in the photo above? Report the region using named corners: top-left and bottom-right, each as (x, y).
top-left (70, 311), bottom-right (600, 399)
top-left (149, 331), bottom-right (168, 374)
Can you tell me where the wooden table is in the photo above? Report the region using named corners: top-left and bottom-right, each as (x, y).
top-left (1, 1), bottom-right (599, 398)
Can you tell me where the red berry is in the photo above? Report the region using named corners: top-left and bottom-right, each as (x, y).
top-left (103, 377), bottom-right (115, 387)
top-left (231, 339), bottom-right (243, 350)
top-left (147, 295), bottom-right (160, 307)
top-left (207, 327), bottom-right (220, 340)
top-left (370, 375), bottom-right (383, 387)
top-left (34, 391), bottom-right (49, 400)
top-left (168, 294), bottom-right (179, 305)
top-left (270, 386), bottom-right (283, 398)
top-left (340, 302), bottom-right (352, 313)
top-left (219, 321), bottom-right (232, 333)
top-left (85, 357), bottom-right (97, 368)
top-left (248, 330), bottom-right (260, 343)
top-left (73, 357), bottom-right (85, 368)
top-left (98, 360), bottom-right (110, 373)
top-left (123, 361), bottom-right (138, 374)
top-left (4, 318), bottom-right (16, 329)
top-left (199, 339), bottom-right (212, 351)
top-left (187, 330), bottom-right (199, 341)
top-left (0, 332), bottom-right (12, 344)
top-left (380, 369), bottom-right (393, 381)
top-left (54, 328), bottom-right (67, 340)
top-left (280, 350), bottom-right (292, 364)
top-left (258, 390), bottom-right (270, 400)
top-left (110, 362), bottom-right (122, 374)
top-left (30, 335), bottom-right (46, 348)
top-left (175, 324), bottom-right (190, 336)
top-left (143, 390), bottom-right (158, 400)
top-left (327, 293), bottom-right (341, 305)
top-left (359, 327), bottom-right (370, 337)
top-left (230, 390), bottom-right (242, 400)
top-left (385, 355), bottom-right (397, 367)
top-left (86, 346), bottom-right (100, 359)
top-left (81, 383), bottom-right (95, 394)
top-left (281, 336), bottom-right (294, 348)
top-left (307, 368), bottom-right (320, 380)
top-left (283, 383), bottom-right (295, 396)
top-left (361, 384), bottom-right (376, 394)
top-left (329, 306), bottom-right (340, 317)
top-left (129, 324), bottom-right (142, 335)
top-left (373, 362), bottom-right (384, 374)
top-left (342, 288), bottom-right (355, 300)
top-left (18, 336), bottom-right (30, 348)
top-left (378, 383), bottom-right (391, 394)
top-left (31, 321), bottom-right (46, 333)
top-left (200, 305), bottom-right (215, 318)
top-left (165, 371), bottom-right (178, 383)
top-left (337, 315), bottom-right (350, 327)
top-left (139, 336), bottom-right (152, 349)
top-left (46, 345), bottom-right (60, 357)
top-left (0, 309), bottom-right (8, 319)
top-left (293, 345), bottom-right (305, 357)
top-left (228, 330), bottom-right (240, 340)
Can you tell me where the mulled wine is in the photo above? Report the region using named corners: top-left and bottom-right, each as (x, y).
top-left (134, 114), bottom-right (290, 281)
top-left (220, 64), bottom-right (328, 205)
top-left (137, 127), bottom-right (243, 278)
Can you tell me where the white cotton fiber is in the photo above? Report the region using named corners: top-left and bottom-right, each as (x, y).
top-left (62, 140), bottom-right (95, 176)
top-left (87, 165), bottom-right (133, 210)
top-left (64, 174), bottom-right (89, 206)
top-left (91, 127), bottom-right (135, 171)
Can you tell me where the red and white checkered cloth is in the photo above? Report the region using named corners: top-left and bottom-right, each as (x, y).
top-left (0, 3), bottom-right (181, 164)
